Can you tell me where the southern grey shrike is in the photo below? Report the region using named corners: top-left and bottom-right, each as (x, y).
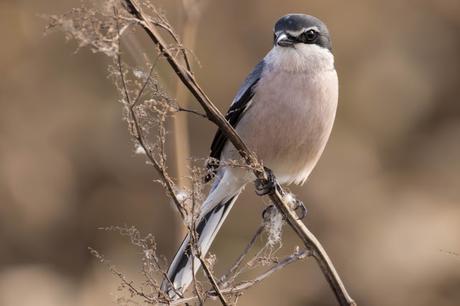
top-left (162, 14), bottom-right (338, 298)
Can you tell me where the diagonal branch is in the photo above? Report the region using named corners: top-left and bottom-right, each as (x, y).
top-left (121, 1), bottom-right (356, 305)
top-left (197, 255), bottom-right (229, 306)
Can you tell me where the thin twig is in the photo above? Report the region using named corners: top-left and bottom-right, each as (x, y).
top-left (190, 175), bottom-right (205, 305)
top-left (229, 249), bottom-right (311, 293)
top-left (89, 247), bottom-right (161, 304)
top-left (171, 249), bottom-right (311, 305)
top-left (113, 6), bottom-right (186, 220)
top-left (177, 106), bottom-right (207, 118)
top-left (192, 253), bottom-right (205, 305)
top-left (219, 224), bottom-right (264, 286)
top-left (149, 19), bottom-right (193, 73)
top-left (197, 255), bottom-right (229, 306)
top-left (187, 173), bottom-right (225, 305)
top-left (131, 60), bottom-right (157, 108)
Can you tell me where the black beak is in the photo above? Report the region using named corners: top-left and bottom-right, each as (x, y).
top-left (276, 33), bottom-right (295, 47)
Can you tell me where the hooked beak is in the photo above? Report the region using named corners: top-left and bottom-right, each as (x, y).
top-left (276, 33), bottom-right (295, 47)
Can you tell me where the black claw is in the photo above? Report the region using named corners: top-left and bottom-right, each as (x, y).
top-left (293, 199), bottom-right (308, 220)
top-left (255, 167), bottom-right (279, 196)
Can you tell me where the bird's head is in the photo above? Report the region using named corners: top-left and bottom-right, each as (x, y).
top-left (273, 14), bottom-right (332, 52)
top-left (267, 14), bottom-right (334, 73)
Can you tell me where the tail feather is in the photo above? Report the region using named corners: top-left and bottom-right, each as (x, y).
top-left (161, 193), bottom-right (240, 298)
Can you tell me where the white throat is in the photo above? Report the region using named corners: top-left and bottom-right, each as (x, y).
top-left (264, 44), bottom-right (335, 74)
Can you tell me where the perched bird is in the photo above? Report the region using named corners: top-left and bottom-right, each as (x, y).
top-left (162, 13), bottom-right (338, 298)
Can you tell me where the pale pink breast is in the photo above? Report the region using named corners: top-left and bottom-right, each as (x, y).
top-left (223, 67), bottom-right (338, 185)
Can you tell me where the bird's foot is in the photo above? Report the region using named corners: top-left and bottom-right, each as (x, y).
top-left (292, 199), bottom-right (307, 220)
top-left (255, 167), bottom-right (280, 196)
top-left (256, 167), bottom-right (307, 220)
top-left (262, 200), bottom-right (307, 221)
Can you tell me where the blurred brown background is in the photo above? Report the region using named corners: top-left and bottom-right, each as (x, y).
top-left (1, 0), bottom-right (460, 305)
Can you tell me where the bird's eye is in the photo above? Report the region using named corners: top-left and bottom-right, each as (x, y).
top-left (302, 29), bottom-right (318, 43)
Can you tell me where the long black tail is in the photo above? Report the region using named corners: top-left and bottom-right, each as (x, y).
top-left (161, 193), bottom-right (240, 298)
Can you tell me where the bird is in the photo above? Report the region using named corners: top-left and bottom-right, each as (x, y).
top-left (161, 13), bottom-right (338, 299)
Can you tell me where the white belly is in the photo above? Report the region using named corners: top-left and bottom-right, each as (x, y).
top-left (223, 67), bottom-right (338, 185)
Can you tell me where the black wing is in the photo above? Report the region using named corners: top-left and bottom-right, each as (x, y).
top-left (205, 60), bottom-right (265, 182)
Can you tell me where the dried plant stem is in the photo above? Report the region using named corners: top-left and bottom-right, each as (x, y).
top-left (192, 251), bottom-right (205, 305)
top-left (190, 179), bottom-right (205, 306)
top-left (171, 249), bottom-right (311, 305)
top-left (219, 224), bottom-right (265, 285)
top-left (197, 255), bottom-right (229, 306)
top-left (114, 7), bottom-right (186, 220)
top-left (188, 183), bottom-right (228, 305)
top-left (122, 1), bottom-right (356, 305)
top-left (177, 107), bottom-right (207, 118)
top-left (171, 0), bottom-right (207, 241)
top-left (228, 249), bottom-right (311, 293)
top-left (89, 247), bottom-right (160, 304)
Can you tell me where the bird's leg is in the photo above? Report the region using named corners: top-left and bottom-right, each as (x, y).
top-left (255, 167), bottom-right (280, 196)
top-left (256, 167), bottom-right (281, 220)
top-left (256, 167), bottom-right (307, 220)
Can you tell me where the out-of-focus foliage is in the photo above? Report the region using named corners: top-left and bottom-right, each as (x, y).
top-left (0, 0), bottom-right (459, 305)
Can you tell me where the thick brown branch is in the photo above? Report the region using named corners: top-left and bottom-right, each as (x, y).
top-left (122, 1), bottom-right (356, 305)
